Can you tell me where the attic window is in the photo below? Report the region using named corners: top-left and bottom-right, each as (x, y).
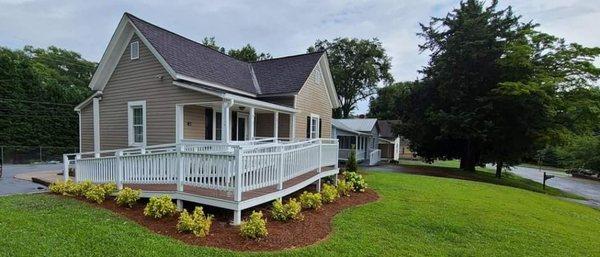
top-left (314, 67), bottom-right (322, 84)
top-left (130, 41), bottom-right (139, 60)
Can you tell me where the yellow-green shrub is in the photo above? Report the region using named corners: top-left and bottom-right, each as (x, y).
top-left (84, 185), bottom-right (107, 204)
top-left (177, 206), bottom-right (213, 237)
top-left (343, 171), bottom-right (367, 192)
top-left (72, 180), bottom-right (94, 196)
top-left (115, 187), bottom-right (141, 207)
top-left (240, 211), bottom-right (268, 239)
top-left (49, 180), bottom-right (75, 195)
top-left (100, 182), bottom-right (117, 196)
top-left (337, 179), bottom-right (353, 197)
top-left (144, 195), bottom-right (177, 219)
top-left (271, 198), bottom-right (302, 222)
top-left (299, 191), bottom-right (322, 210)
top-left (321, 184), bottom-right (339, 203)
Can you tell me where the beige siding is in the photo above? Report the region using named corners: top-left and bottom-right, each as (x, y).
top-left (294, 61), bottom-right (333, 139)
top-left (80, 105), bottom-right (94, 152)
top-left (97, 34), bottom-right (220, 150)
top-left (183, 105), bottom-right (205, 140)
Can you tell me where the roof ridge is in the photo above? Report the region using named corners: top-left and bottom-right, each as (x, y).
top-left (251, 51), bottom-right (325, 63)
top-left (124, 12), bottom-right (250, 65)
top-left (247, 63), bottom-right (262, 94)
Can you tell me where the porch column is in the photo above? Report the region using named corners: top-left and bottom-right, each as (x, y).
top-left (92, 97), bottom-right (100, 158)
top-left (248, 107), bottom-right (255, 140)
top-left (175, 105), bottom-right (184, 143)
top-left (290, 113), bottom-right (296, 141)
top-left (273, 111), bottom-right (279, 139)
top-left (222, 100), bottom-right (232, 143)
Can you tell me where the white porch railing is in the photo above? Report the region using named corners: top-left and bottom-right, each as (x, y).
top-left (338, 148), bottom-right (366, 161)
top-left (63, 138), bottom-right (338, 201)
top-left (369, 149), bottom-right (381, 166)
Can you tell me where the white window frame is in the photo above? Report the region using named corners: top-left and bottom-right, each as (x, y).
top-left (130, 41), bottom-right (139, 60)
top-left (128, 100), bottom-right (146, 146)
top-left (310, 113), bottom-right (320, 139)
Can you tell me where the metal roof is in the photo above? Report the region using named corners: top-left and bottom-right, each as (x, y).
top-left (332, 119), bottom-right (378, 133)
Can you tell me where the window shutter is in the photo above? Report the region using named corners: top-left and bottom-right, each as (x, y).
top-left (205, 108), bottom-right (213, 140)
top-left (319, 119), bottom-right (322, 138)
top-left (231, 111), bottom-right (237, 141)
top-left (306, 116), bottom-right (311, 138)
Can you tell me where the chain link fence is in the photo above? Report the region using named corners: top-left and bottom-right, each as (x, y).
top-left (0, 146), bottom-right (79, 164)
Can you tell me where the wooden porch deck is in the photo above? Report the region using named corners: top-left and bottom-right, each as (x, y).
top-left (124, 166), bottom-right (336, 202)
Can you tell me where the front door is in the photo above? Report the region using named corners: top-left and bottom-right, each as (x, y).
top-left (236, 114), bottom-right (248, 141)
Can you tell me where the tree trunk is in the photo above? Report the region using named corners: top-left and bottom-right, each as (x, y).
top-left (460, 157), bottom-right (476, 171)
top-left (495, 161), bottom-right (503, 178)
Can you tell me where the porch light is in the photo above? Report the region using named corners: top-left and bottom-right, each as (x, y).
top-left (239, 106), bottom-right (246, 111)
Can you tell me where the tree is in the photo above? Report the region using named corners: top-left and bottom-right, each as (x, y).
top-left (396, 0), bottom-right (600, 173)
top-left (201, 37), bottom-right (271, 62)
top-left (368, 81), bottom-right (416, 119)
top-left (308, 38), bottom-right (393, 118)
top-left (227, 44), bottom-right (271, 62)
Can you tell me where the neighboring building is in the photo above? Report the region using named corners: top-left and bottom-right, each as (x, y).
top-left (377, 120), bottom-right (411, 161)
top-left (332, 118), bottom-right (381, 165)
top-left (75, 13), bottom-right (340, 152)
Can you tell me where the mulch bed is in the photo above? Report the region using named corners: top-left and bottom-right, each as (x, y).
top-left (67, 185), bottom-right (379, 252)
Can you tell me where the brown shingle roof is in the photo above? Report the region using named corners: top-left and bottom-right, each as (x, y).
top-left (125, 13), bottom-right (323, 96)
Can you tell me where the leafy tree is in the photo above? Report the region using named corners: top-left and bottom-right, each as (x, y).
top-left (201, 37), bottom-right (271, 62)
top-left (396, 0), bottom-right (599, 174)
top-left (308, 38), bottom-right (393, 118)
top-left (227, 44), bottom-right (271, 62)
top-left (368, 81), bottom-right (416, 119)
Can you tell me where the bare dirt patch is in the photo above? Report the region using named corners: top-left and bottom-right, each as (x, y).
top-left (67, 186), bottom-right (378, 252)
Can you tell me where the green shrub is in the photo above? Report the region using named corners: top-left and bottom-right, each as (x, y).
top-left (72, 180), bottom-right (94, 196)
top-left (346, 147), bottom-right (358, 173)
top-left (240, 211), bottom-right (268, 239)
top-left (144, 195), bottom-right (177, 219)
top-left (115, 187), bottom-right (141, 207)
top-left (49, 180), bottom-right (75, 195)
top-left (100, 182), bottom-right (117, 196)
top-left (299, 191), bottom-right (322, 210)
top-left (321, 184), bottom-right (339, 203)
top-left (337, 180), bottom-right (353, 197)
top-left (84, 185), bottom-right (107, 204)
top-left (271, 198), bottom-right (302, 222)
top-left (344, 171), bottom-right (367, 192)
top-left (177, 206), bottom-right (213, 237)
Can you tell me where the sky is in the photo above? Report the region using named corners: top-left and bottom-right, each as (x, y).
top-left (1, 0), bottom-right (599, 114)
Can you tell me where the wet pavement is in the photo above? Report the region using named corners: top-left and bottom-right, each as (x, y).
top-left (0, 163), bottom-right (62, 195)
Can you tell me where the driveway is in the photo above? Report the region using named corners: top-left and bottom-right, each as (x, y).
top-left (503, 165), bottom-right (600, 205)
top-left (0, 163), bottom-right (62, 195)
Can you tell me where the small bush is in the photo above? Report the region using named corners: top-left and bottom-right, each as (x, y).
top-left (100, 182), bottom-right (117, 196)
top-left (346, 147), bottom-right (358, 173)
top-left (72, 180), bottom-right (94, 196)
top-left (115, 187), bottom-right (141, 207)
top-left (337, 180), bottom-right (353, 197)
top-left (271, 198), bottom-right (302, 222)
top-left (321, 184), bottom-right (339, 203)
top-left (299, 191), bottom-right (322, 210)
top-left (344, 171), bottom-right (367, 192)
top-left (240, 211), bottom-right (268, 239)
top-left (49, 180), bottom-right (75, 195)
top-left (144, 195), bottom-right (177, 219)
top-left (177, 206), bottom-right (213, 237)
top-left (84, 185), bottom-right (107, 204)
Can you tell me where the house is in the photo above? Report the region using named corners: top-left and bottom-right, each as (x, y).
top-left (64, 13), bottom-right (341, 225)
top-left (377, 120), bottom-right (412, 161)
top-left (331, 118), bottom-right (381, 166)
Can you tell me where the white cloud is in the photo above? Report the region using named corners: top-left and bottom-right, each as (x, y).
top-left (0, 0), bottom-right (597, 114)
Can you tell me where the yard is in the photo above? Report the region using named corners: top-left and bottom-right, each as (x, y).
top-left (1, 171), bottom-right (599, 257)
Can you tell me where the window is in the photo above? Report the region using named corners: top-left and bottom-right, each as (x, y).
top-left (128, 101), bottom-right (146, 146)
top-left (314, 66), bottom-right (322, 84)
top-left (337, 136), bottom-right (355, 149)
top-left (215, 112), bottom-right (222, 140)
top-left (310, 114), bottom-right (320, 139)
top-left (130, 41), bottom-right (139, 60)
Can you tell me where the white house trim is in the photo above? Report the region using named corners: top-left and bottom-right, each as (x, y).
top-left (175, 74), bottom-right (257, 98)
top-left (127, 100), bottom-right (147, 147)
top-left (74, 91), bottom-right (103, 111)
top-left (310, 113), bottom-right (320, 139)
top-left (320, 54), bottom-right (341, 108)
top-left (93, 97), bottom-right (101, 156)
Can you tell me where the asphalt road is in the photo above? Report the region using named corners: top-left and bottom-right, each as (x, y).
top-left (0, 163), bottom-right (62, 195)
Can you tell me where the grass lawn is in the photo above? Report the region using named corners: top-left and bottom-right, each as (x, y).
top-left (397, 159), bottom-right (584, 199)
top-left (1, 172), bottom-right (599, 257)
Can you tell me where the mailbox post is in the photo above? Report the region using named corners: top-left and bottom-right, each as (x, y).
top-left (543, 172), bottom-right (555, 190)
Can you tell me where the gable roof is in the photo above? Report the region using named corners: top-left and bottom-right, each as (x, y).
top-left (377, 120), bottom-right (401, 138)
top-left (100, 13), bottom-right (334, 102)
top-left (332, 119), bottom-right (378, 133)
